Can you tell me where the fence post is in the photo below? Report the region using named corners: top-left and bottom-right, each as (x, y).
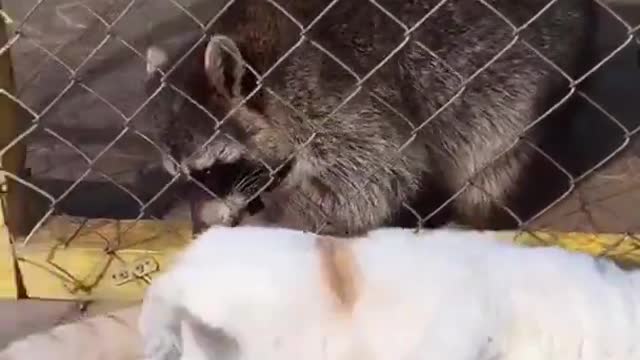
top-left (0, 1), bottom-right (22, 298)
top-left (0, 2), bottom-right (27, 234)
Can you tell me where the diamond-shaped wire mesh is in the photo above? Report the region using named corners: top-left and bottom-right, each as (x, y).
top-left (0, 0), bottom-right (639, 294)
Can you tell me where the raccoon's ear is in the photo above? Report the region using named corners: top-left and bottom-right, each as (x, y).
top-left (204, 35), bottom-right (246, 99)
top-left (146, 45), bottom-right (168, 75)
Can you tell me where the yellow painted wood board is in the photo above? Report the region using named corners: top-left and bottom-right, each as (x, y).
top-left (0, 2), bottom-right (19, 299)
top-left (0, 202), bottom-right (17, 299)
top-left (11, 216), bottom-right (192, 301)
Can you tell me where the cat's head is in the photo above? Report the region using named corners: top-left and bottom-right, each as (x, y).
top-left (144, 33), bottom-right (294, 177)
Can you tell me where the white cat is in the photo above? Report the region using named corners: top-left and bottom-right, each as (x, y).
top-left (139, 226), bottom-right (640, 360)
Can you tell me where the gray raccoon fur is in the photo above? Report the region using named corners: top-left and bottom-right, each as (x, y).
top-left (144, 0), bottom-right (595, 235)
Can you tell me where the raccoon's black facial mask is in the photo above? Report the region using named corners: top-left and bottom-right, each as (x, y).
top-left (188, 158), bottom-right (293, 217)
top-left (189, 160), bottom-right (263, 216)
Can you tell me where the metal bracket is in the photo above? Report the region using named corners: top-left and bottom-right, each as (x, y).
top-left (111, 256), bottom-right (159, 286)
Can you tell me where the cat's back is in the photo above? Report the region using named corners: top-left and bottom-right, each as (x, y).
top-left (175, 226), bottom-right (320, 274)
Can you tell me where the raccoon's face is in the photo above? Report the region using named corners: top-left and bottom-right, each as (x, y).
top-left (145, 34), bottom-right (292, 178)
top-left (187, 160), bottom-right (267, 233)
top-left (186, 156), bottom-right (293, 233)
top-left (145, 34), bottom-right (298, 231)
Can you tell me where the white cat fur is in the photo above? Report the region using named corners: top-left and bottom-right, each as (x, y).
top-left (139, 226), bottom-right (640, 360)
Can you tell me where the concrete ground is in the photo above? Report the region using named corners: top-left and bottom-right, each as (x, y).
top-left (1, 0), bottom-right (639, 352)
top-left (0, 300), bottom-right (137, 348)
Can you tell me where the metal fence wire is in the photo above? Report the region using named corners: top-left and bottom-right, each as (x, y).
top-left (1, 0), bottom-right (640, 289)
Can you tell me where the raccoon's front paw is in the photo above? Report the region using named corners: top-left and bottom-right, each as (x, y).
top-left (191, 198), bottom-right (237, 235)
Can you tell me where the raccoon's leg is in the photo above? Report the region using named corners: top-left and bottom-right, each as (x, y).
top-left (450, 133), bottom-right (573, 229)
top-left (243, 190), bottom-right (311, 231)
top-left (265, 186), bottom-right (413, 236)
top-left (387, 173), bottom-right (455, 229)
top-left (448, 145), bottom-right (534, 230)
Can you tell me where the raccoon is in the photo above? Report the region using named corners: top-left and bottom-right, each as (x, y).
top-left (144, 0), bottom-right (596, 235)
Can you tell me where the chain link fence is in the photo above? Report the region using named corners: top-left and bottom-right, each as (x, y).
top-left (0, 0), bottom-right (639, 298)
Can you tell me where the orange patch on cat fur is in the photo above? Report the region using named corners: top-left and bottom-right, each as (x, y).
top-left (315, 236), bottom-right (360, 312)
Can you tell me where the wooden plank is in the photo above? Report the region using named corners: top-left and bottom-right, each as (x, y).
top-left (0, 1), bottom-right (28, 235)
top-left (12, 216), bottom-right (192, 300)
top-left (0, 0), bottom-right (18, 299)
top-left (507, 231), bottom-right (640, 269)
top-left (0, 202), bottom-right (17, 299)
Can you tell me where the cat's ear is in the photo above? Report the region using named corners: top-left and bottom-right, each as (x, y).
top-left (146, 45), bottom-right (168, 75)
top-left (204, 35), bottom-right (246, 99)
